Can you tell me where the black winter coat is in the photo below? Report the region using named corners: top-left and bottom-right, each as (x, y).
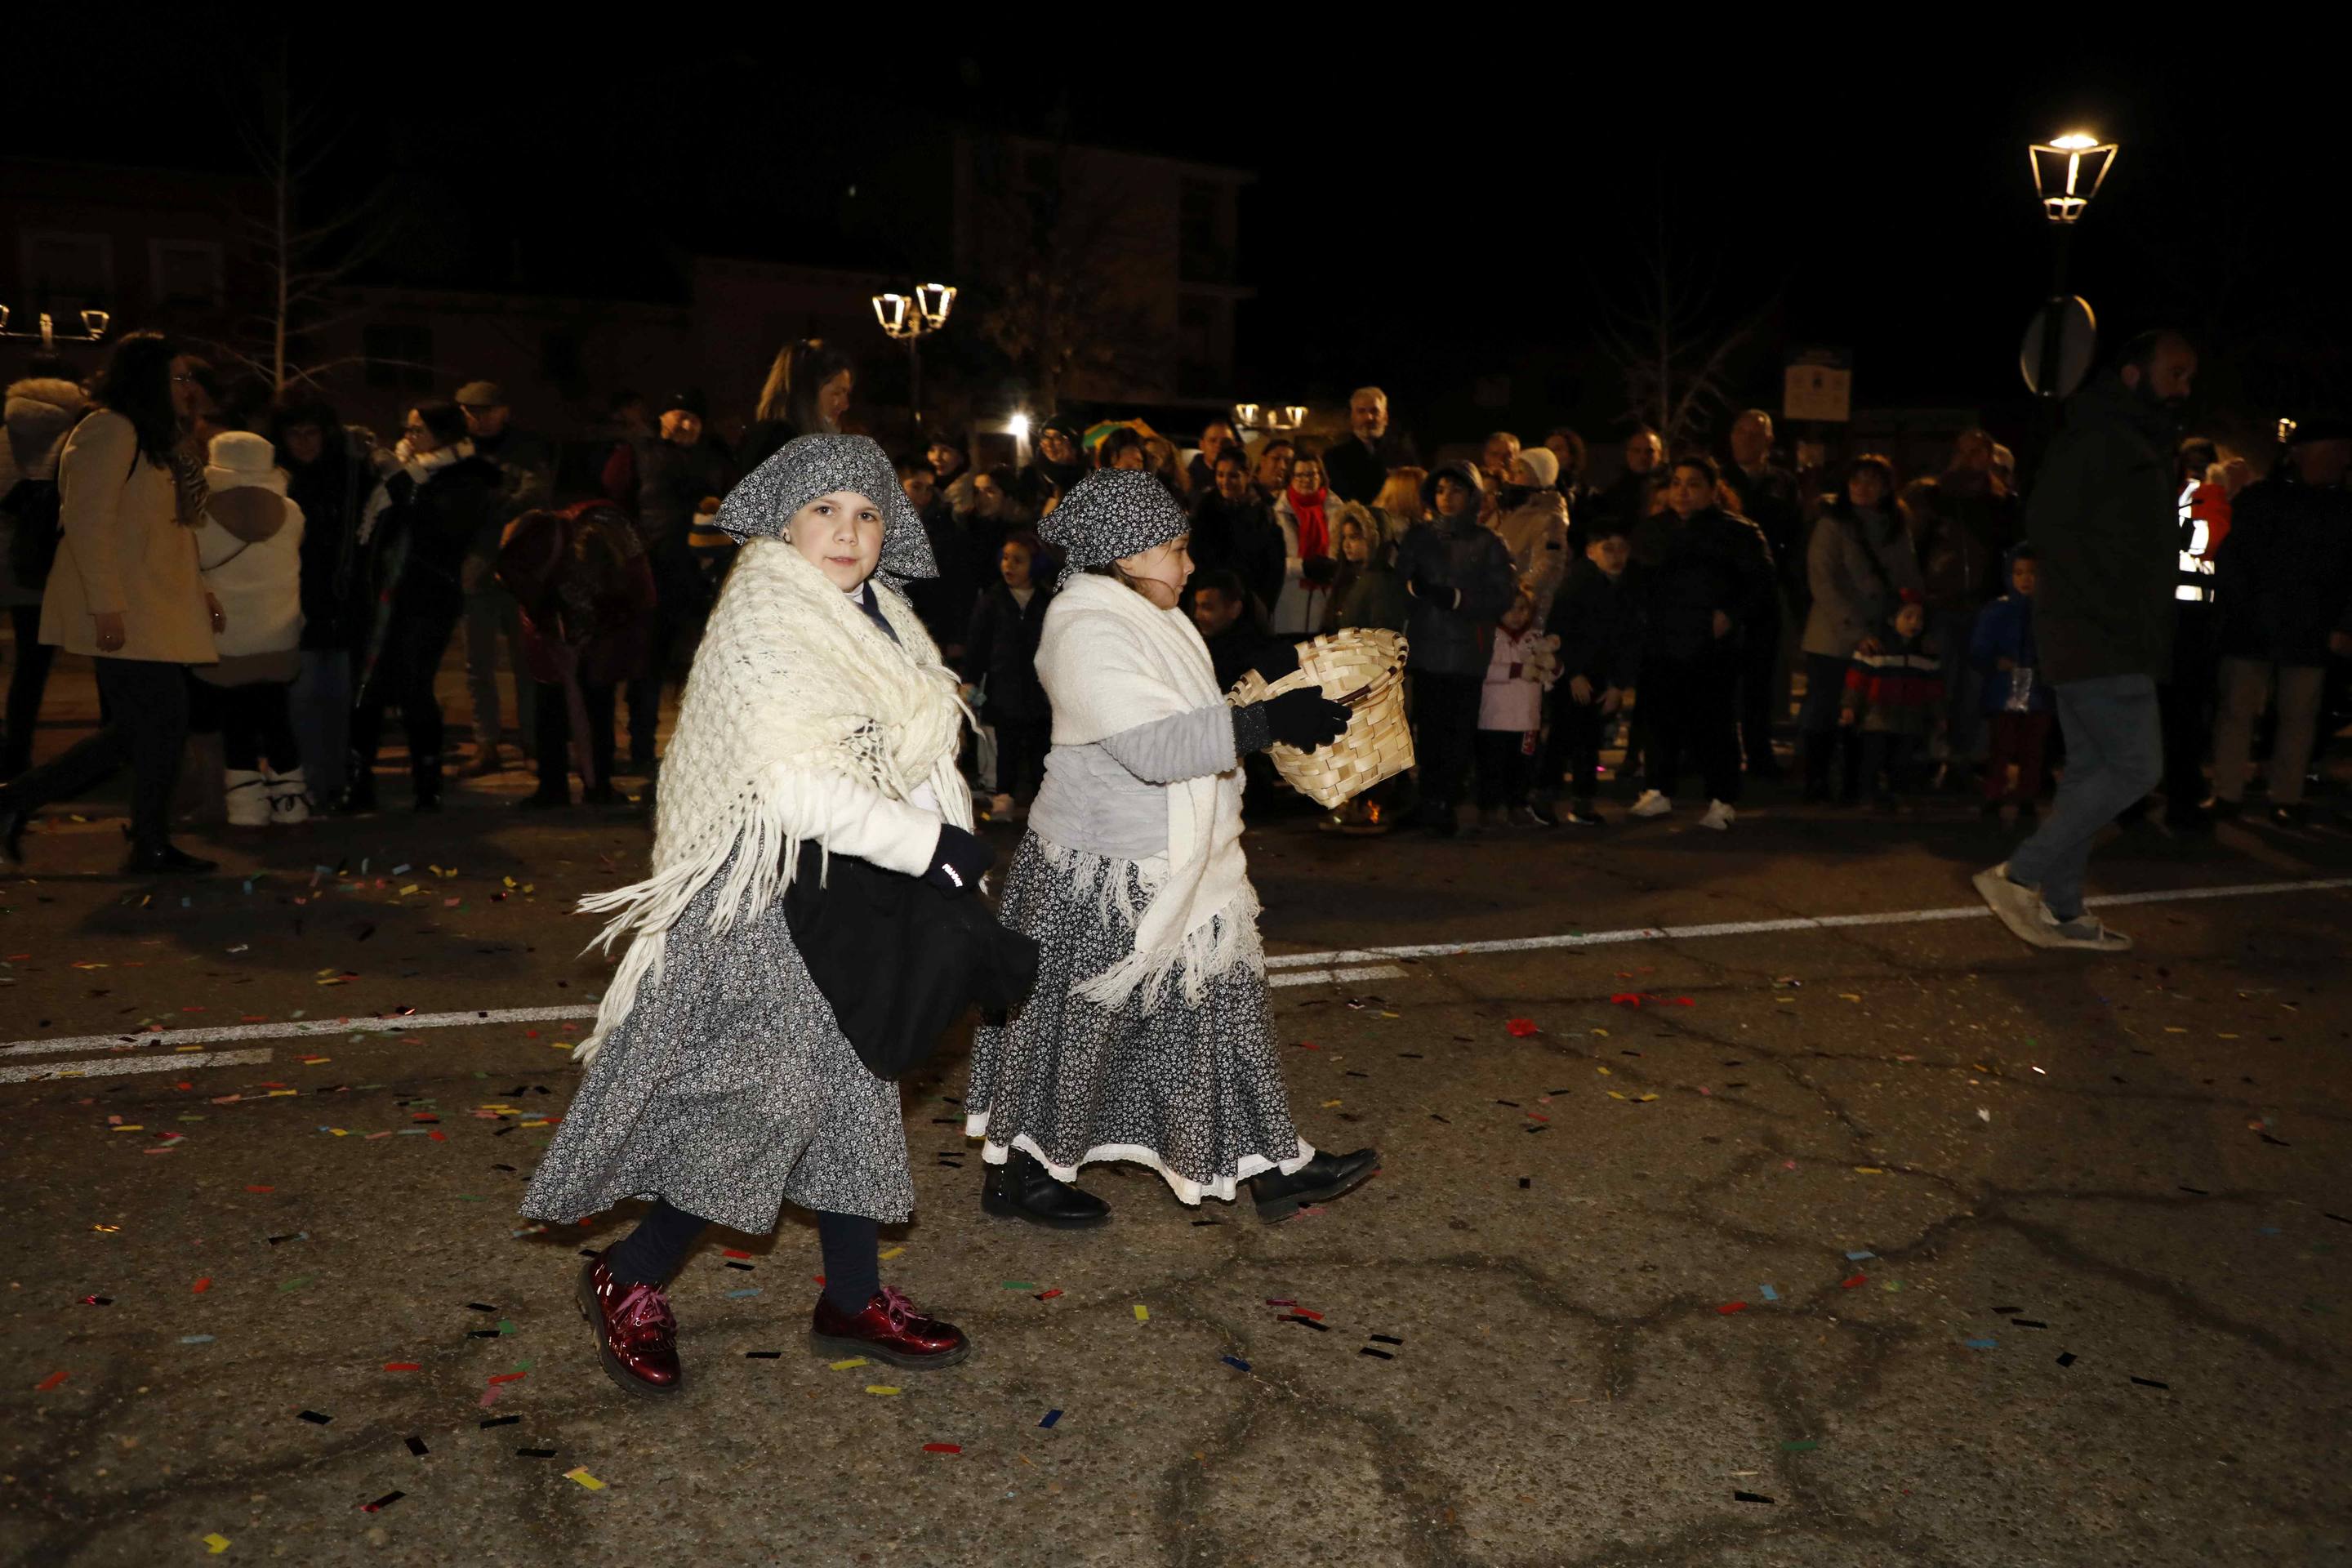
top-left (1547, 561), bottom-right (1641, 689)
top-left (372, 455), bottom-right (504, 615)
top-left (2028, 376), bottom-right (2180, 685)
top-left (906, 508), bottom-right (979, 653)
top-left (2215, 475), bottom-right (2352, 666)
top-left (1323, 429), bottom-right (1422, 504)
top-left (1723, 461), bottom-right (1805, 598)
top-left (1624, 506), bottom-right (1776, 665)
top-left (283, 430), bottom-right (375, 650)
top-left (963, 581), bottom-right (1055, 725)
top-left (1188, 492), bottom-right (1286, 616)
top-left (1392, 514), bottom-right (1517, 676)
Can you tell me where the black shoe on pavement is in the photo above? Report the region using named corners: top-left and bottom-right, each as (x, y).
top-left (1561, 803), bottom-right (1607, 827)
top-left (1249, 1148), bottom-right (1380, 1222)
top-left (1516, 803), bottom-right (1557, 829)
top-left (338, 769), bottom-right (378, 813)
top-left (124, 843), bottom-right (216, 875)
top-left (0, 804), bottom-right (26, 871)
top-left (982, 1149), bottom-right (1111, 1229)
top-left (514, 788), bottom-right (571, 811)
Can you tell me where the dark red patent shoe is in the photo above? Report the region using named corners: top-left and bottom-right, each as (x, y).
top-left (809, 1285), bottom-right (970, 1370)
top-left (575, 1257), bottom-right (684, 1396)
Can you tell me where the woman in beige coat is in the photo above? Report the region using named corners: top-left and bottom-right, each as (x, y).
top-left (0, 332), bottom-right (221, 874)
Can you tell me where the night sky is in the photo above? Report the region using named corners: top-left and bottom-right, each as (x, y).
top-left (14, 24), bottom-right (2345, 449)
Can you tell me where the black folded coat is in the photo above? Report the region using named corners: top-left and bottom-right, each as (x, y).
top-left (782, 842), bottom-right (1039, 1080)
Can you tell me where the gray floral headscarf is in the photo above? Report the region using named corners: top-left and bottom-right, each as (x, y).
top-left (714, 433), bottom-right (936, 582)
top-left (1038, 469), bottom-right (1188, 585)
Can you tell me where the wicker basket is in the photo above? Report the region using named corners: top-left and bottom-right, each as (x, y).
top-left (1229, 629), bottom-right (1414, 808)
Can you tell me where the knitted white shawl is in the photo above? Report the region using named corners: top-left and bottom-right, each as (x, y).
top-left (572, 539), bottom-right (970, 1062)
top-left (1034, 571), bottom-right (1251, 1009)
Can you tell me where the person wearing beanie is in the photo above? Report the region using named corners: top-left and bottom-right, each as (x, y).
top-left (963, 468), bottom-right (1380, 1227)
top-left (1, 372), bottom-right (87, 779)
top-left (1393, 459), bottom-right (1518, 835)
top-left (523, 433), bottom-right (993, 1396)
top-left (1024, 416), bottom-right (1089, 501)
top-left (1492, 447), bottom-right (1572, 623)
top-left (192, 432), bottom-right (310, 826)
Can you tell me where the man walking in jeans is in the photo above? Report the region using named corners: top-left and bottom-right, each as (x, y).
top-left (1976, 330), bottom-right (2197, 952)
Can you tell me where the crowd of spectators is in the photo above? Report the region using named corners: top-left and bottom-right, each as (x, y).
top-left (4, 330), bottom-right (2350, 891)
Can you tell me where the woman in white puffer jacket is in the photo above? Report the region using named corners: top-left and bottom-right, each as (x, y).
top-left (194, 432), bottom-right (308, 824)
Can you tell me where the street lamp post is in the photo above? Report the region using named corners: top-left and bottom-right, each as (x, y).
top-left (871, 283), bottom-right (956, 434)
top-left (0, 305), bottom-right (111, 350)
top-left (2022, 131), bottom-right (2118, 402)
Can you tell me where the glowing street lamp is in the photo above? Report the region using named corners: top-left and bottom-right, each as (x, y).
top-left (0, 302), bottom-right (112, 348)
top-left (870, 282), bottom-right (956, 431)
top-left (2028, 131), bottom-right (2118, 225)
top-left (2020, 129), bottom-right (2118, 400)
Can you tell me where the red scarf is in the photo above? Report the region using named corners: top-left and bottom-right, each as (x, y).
top-left (1287, 486), bottom-right (1330, 560)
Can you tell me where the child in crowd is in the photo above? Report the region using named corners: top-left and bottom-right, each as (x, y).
top-left (1968, 545), bottom-right (2052, 819)
top-left (501, 500), bottom-right (658, 809)
top-left (1543, 523), bottom-right (1638, 826)
top-left (1475, 590), bottom-right (1558, 829)
top-left (964, 531), bottom-right (1055, 821)
top-left (1840, 590), bottom-right (1944, 808)
top-left (193, 432), bottom-right (310, 826)
top-left (1326, 501), bottom-right (1407, 635)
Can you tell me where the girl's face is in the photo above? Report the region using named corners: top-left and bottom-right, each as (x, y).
top-left (1894, 603), bottom-right (1927, 639)
top-left (1502, 596), bottom-right (1534, 634)
top-left (1432, 475), bottom-right (1474, 518)
top-left (2011, 557), bottom-right (2038, 596)
top-left (819, 370), bottom-right (853, 425)
top-left (1664, 465), bottom-right (1714, 517)
top-left (1849, 469), bottom-right (1889, 509)
top-left (1290, 457), bottom-right (1325, 494)
top-left (1339, 519), bottom-right (1368, 563)
top-left (1000, 541), bottom-right (1033, 589)
top-left (1116, 532), bottom-right (1193, 610)
top-left (786, 488), bottom-right (885, 590)
top-left (282, 423), bottom-right (325, 466)
top-left (1040, 430), bottom-right (1076, 465)
top-left (404, 409), bottom-right (443, 455)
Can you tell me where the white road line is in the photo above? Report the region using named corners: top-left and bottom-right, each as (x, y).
top-left (0, 1047), bottom-right (274, 1085)
top-left (1267, 964), bottom-right (1409, 989)
top-left (0, 1004), bottom-right (594, 1059)
top-left (2, 875), bottom-right (2348, 1058)
top-left (1260, 875), bottom-right (2352, 969)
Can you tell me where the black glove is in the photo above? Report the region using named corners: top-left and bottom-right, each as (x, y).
top-left (923, 823), bottom-right (995, 895)
top-left (1249, 638), bottom-right (1302, 685)
top-left (1405, 566), bottom-right (1460, 611)
top-left (1301, 555), bottom-right (1339, 586)
top-left (1262, 687), bottom-right (1352, 751)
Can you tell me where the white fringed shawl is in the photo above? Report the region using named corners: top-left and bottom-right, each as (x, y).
top-left (1033, 571), bottom-right (1251, 1009)
top-left (572, 539), bottom-right (970, 1063)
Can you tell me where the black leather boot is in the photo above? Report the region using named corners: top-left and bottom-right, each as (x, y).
top-left (412, 755), bottom-right (443, 813)
top-left (1248, 1147), bottom-right (1380, 1223)
top-left (981, 1149), bottom-right (1110, 1229)
top-left (337, 755), bottom-right (378, 814)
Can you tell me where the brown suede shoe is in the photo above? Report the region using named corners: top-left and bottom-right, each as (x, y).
top-left (576, 1257), bottom-right (684, 1396)
top-left (809, 1286), bottom-right (969, 1370)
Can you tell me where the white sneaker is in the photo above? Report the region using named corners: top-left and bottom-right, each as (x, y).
top-left (225, 769), bottom-right (271, 826)
top-left (1629, 790), bottom-right (1673, 818)
top-left (1698, 799), bottom-right (1735, 831)
top-left (267, 767), bottom-right (311, 825)
top-left (2043, 913), bottom-right (2133, 952)
top-left (1974, 862), bottom-right (2060, 948)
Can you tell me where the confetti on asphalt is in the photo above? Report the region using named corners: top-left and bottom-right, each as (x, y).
top-left (1505, 1018), bottom-right (1540, 1036)
top-left (361, 1490), bottom-right (405, 1512)
top-left (480, 1415), bottom-right (519, 1428)
top-left (923, 1443), bottom-right (963, 1454)
top-left (2056, 1352), bottom-right (2078, 1367)
top-left (35, 1371), bottom-right (68, 1392)
top-left (1039, 1409), bottom-right (1062, 1428)
top-left (564, 1468), bottom-right (605, 1490)
top-left (1734, 1490), bottom-right (1775, 1504)
top-left (298, 1410), bottom-right (333, 1424)
top-left (1963, 1339), bottom-right (1998, 1350)
top-left (2131, 1376), bottom-right (2171, 1388)
top-left (1757, 1284), bottom-right (1779, 1302)
top-left (517, 1448), bottom-right (558, 1459)
top-left (1222, 1356), bottom-right (1251, 1372)
top-left (203, 1534), bottom-right (231, 1554)
top-left (180, 1334), bottom-right (216, 1345)
top-left (405, 1436), bottom-right (428, 1456)
top-left (829, 1357), bottom-right (868, 1370)
top-left (1133, 1304), bottom-right (1150, 1322)
top-left (1718, 1301), bottom-right (1748, 1314)
top-left (1780, 1440), bottom-right (1820, 1453)
top-left (1359, 1348), bottom-right (1393, 1360)
top-left (744, 1350), bottom-right (782, 1360)
top-left (866, 1385), bottom-right (902, 1396)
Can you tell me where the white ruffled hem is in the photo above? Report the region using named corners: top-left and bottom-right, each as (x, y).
top-left (960, 1112), bottom-right (1312, 1206)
